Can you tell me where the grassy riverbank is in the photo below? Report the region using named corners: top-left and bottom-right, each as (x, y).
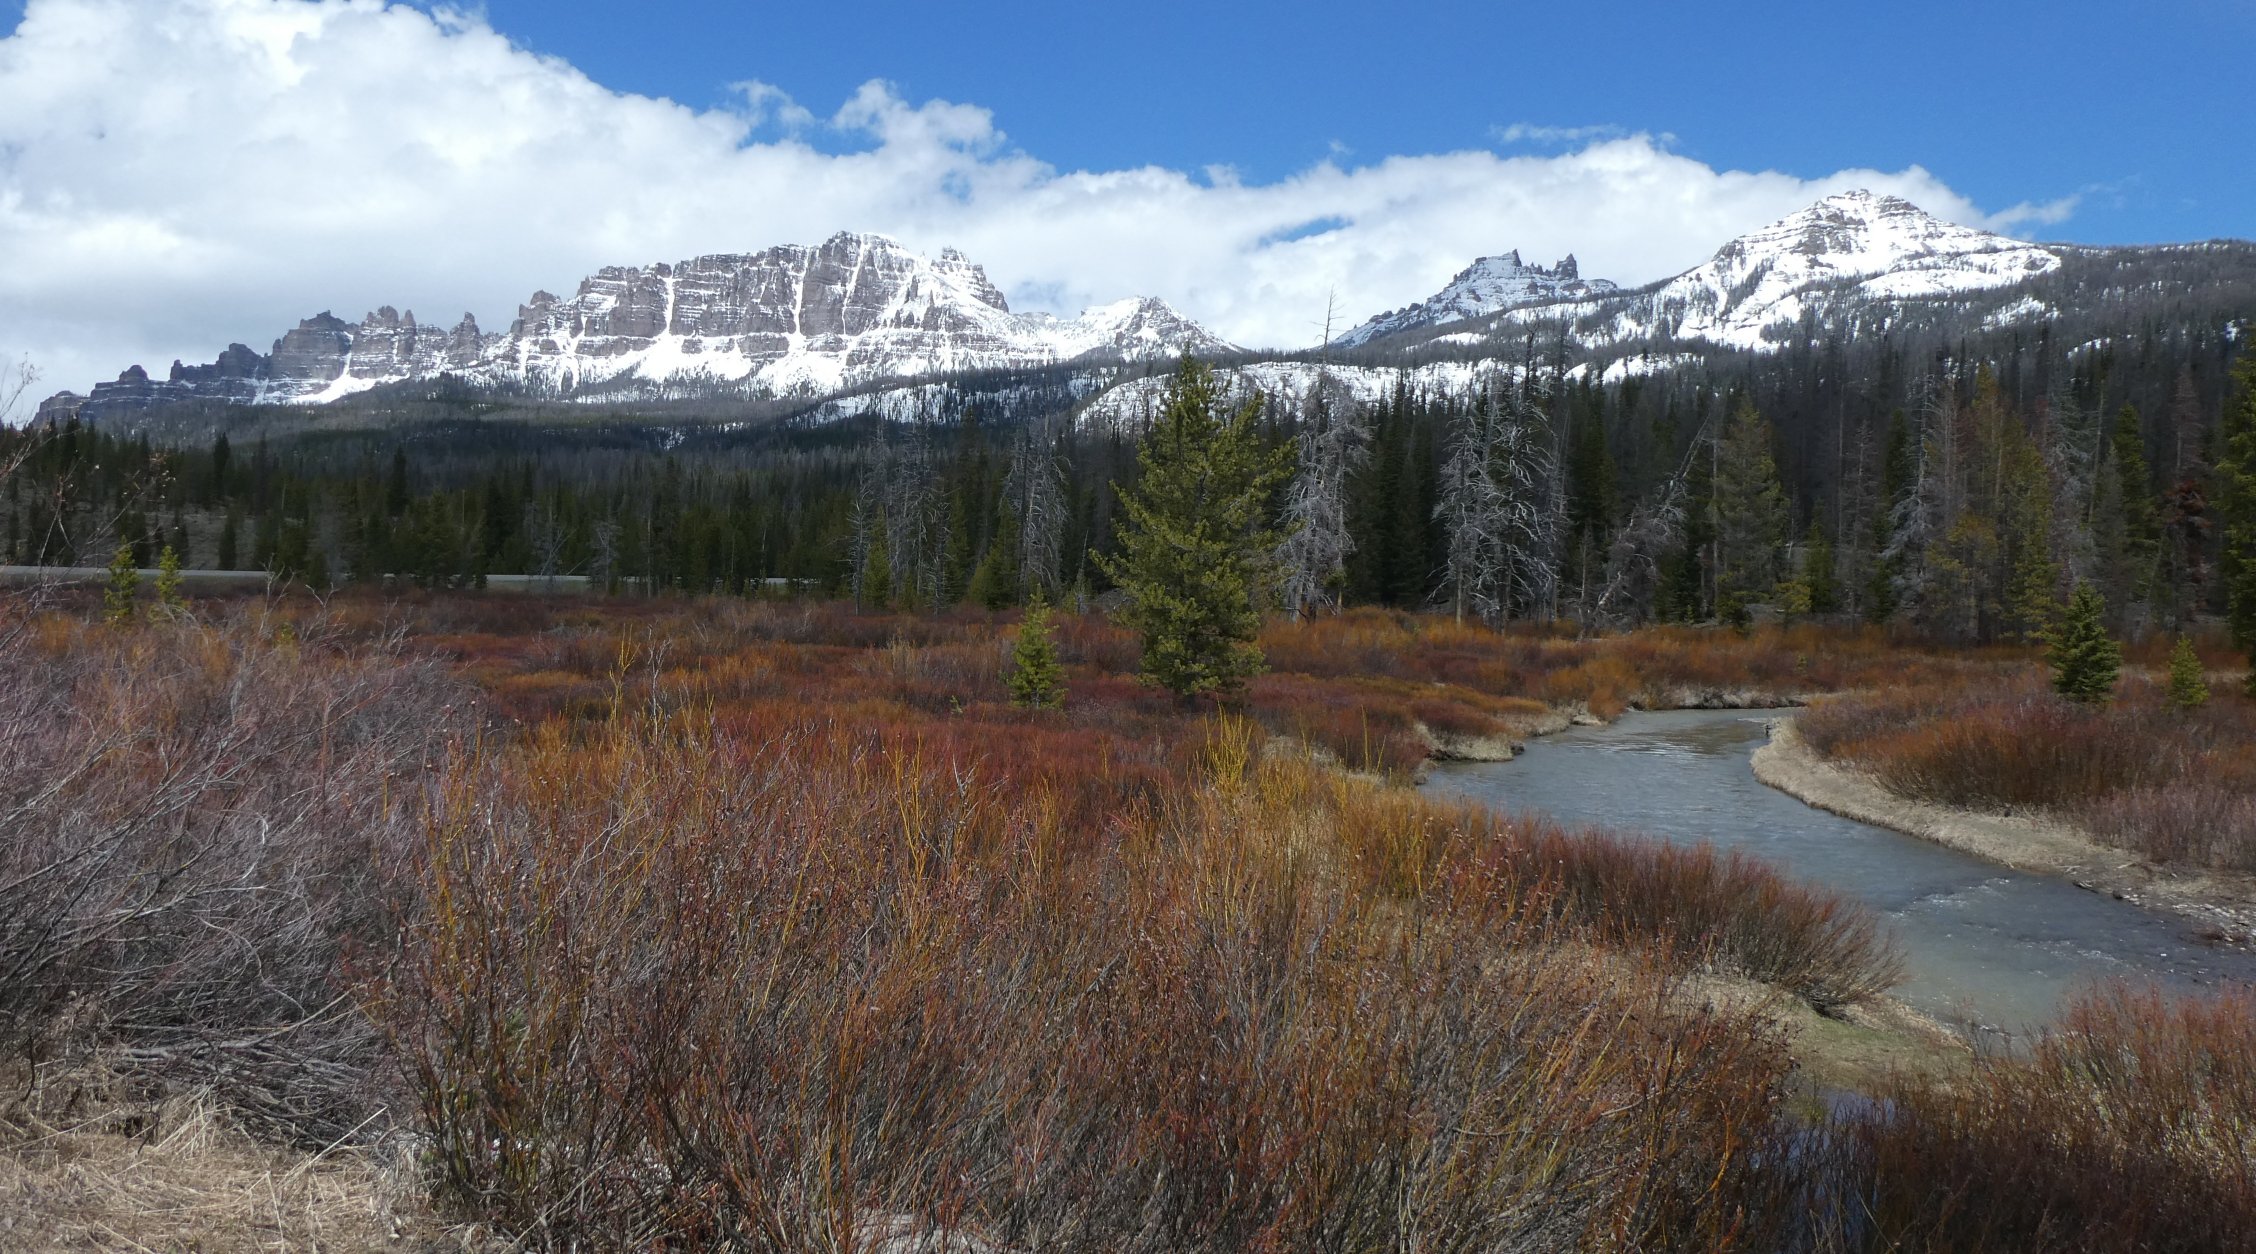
top-left (1784, 672), bottom-right (2256, 939)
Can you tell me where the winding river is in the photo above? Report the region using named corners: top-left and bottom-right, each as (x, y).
top-left (1422, 708), bottom-right (2256, 1035)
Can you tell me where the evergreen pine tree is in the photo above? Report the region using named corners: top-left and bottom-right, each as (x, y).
top-left (1006, 590), bottom-right (1066, 709)
top-left (860, 515), bottom-right (893, 610)
top-left (1865, 410), bottom-right (1913, 623)
top-left (153, 544), bottom-right (186, 618)
top-left (2216, 354), bottom-right (2256, 693)
top-left (209, 432), bottom-right (232, 504)
top-left (1096, 357), bottom-right (1291, 700)
top-left (2003, 434), bottom-right (2062, 643)
top-left (1804, 519), bottom-right (1840, 614)
top-left (386, 448), bottom-right (410, 516)
top-left (1712, 400), bottom-right (1789, 626)
top-left (2165, 636), bottom-right (2210, 710)
top-left (2113, 407), bottom-right (2163, 595)
top-left (103, 542), bottom-right (138, 625)
top-left (966, 503), bottom-right (1023, 609)
top-left (2048, 582), bottom-right (2121, 704)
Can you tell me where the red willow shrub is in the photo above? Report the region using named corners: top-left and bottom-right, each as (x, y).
top-left (1803, 982), bottom-right (2256, 1252)
top-left (1801, 679), bottom-right (2256, 870)
top-left (378, 709), bottom-right (1902, 1249)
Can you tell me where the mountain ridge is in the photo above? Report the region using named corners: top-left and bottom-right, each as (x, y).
top-left (1335, 251), bottom-right (1618, 348)
top-left (1347, 191), bottom-right (2073, 355)
top-left (42, 192), bottom-right (2253, 429)
top-left (52, 232), bottom-right (1238, 420)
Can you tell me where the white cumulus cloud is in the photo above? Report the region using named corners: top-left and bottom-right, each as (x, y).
top-left (0, 0), bottom-right (2069, 400)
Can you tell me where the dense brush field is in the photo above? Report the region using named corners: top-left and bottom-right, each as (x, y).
top-left (3, 591), bottom-right (2253, 1251)
top-left (1802, 642), bottom-right (2256, 873)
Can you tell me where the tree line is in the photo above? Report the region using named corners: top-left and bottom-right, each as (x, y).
top-left (5, 338), bottom-right (2252, 661)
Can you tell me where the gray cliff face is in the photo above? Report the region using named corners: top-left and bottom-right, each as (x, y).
top-left (268, 314), bottom-right (354, 386)
top-left (60, 232), bottom-right (1230, 418)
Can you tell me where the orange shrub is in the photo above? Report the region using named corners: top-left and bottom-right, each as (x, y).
top-left (380, 709), bottom-right (1895, 1248)
top-left (1803, 678), bottom-right (2256, 870)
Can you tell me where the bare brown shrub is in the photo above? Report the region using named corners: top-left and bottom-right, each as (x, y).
top-left (0, 605), bottom-right (465, 1144)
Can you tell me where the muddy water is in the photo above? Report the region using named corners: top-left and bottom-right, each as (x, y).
top-left (1422, 708), bottom-right (2256, 1036)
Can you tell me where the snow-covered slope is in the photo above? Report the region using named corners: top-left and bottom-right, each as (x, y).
top-left (1074, 361), bottom-right (1530, 431)
top-left (1500, 191), bottom-right (2067, 350)
top-left (1336, 252), bottom-right (1615, 347)
top-left (1071, 194), bottom-right (2074, 425)
top-left (73, 233), bottom-right (1238, 415)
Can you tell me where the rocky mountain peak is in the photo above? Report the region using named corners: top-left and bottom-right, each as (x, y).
top-left (1335, 248), bottom-right (1619, 347)
top-left (61, 234), bottom-right (1234, 415)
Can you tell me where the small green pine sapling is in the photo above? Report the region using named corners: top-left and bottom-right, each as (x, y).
top-left (1007, 591), bottom-right (1066, 710)
top-left (153, 545), bottom-right (187, 619)
top-left (2165, 636), bottom-right (2210, 709)
top-left (103, 543), bottom-right (139, 625)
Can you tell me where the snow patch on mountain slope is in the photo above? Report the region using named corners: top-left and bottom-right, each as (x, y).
top-left (1076, 360), bottom-right (1531, 431)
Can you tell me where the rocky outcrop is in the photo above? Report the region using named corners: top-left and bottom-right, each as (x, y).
top-left (1337, 250), bottom-right (1620, 347)
top-left (63, 232), bottom-right (1236, 417)
top-left (33, 391), bottom-right (86, 423)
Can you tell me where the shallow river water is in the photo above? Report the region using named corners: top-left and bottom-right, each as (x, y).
top-left (1422, 708), bottom-right (2256, 1035)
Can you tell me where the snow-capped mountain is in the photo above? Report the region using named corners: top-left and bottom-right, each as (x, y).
top-left (1480, 191), bottom-right (2069, 351)
top-left (1335, 252), bottom-right (1616, 347)
top-left (1594, 191), bottom-right (2064, 348)
top-left (65, 233), bottom-right (1237, 416)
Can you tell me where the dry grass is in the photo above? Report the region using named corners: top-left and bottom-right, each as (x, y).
top-left (0, 1059), bottom-right (476, 1254)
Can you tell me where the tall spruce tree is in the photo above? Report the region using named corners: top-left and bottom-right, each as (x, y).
top-left (1097, 358), bottom-right (1291, 699)
top-left (1712, 400), bottom-right (1790, 625)
top-left (2048, 582), bottom-right (2121, 704)
top-left (2219, 353), bottom-right (2256, 692)
top-left (2003, 432), bottom-right (2062, 642)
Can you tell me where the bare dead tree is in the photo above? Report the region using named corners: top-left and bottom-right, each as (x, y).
top-left (0, 355), bottom-right (35, 425)
top-left (525, 499), bottom-right (566, 591)
top-left (886, 426), bottom-right (941, 608)
top-left (849, 454), bottom-right (887, 608)
top-left (1002, 417), bottom-right (1068, 598)
top-left (1439, 378), bottom-right (1559, 626)
top-left (1588, 416), bottom-right (1713, 630)
top-left (589, 518), bottom-right (621, 593)
top-left (1276, 374), bottom-right (1368, 619)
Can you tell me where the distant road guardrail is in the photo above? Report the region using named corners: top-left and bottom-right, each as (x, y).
top-left (0, 568), bottom-right (803, 595)
top-left (1, 567), bottom-right (593, 593)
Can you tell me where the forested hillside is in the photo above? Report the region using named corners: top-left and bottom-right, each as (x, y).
top-left (9, 302), bottom-right (2250, 649)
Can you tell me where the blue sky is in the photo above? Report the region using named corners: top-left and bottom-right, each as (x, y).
top-left (449, 0), bottom-right (2253, 246)
top-left (0, 0), bottom-right (2250, 391)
